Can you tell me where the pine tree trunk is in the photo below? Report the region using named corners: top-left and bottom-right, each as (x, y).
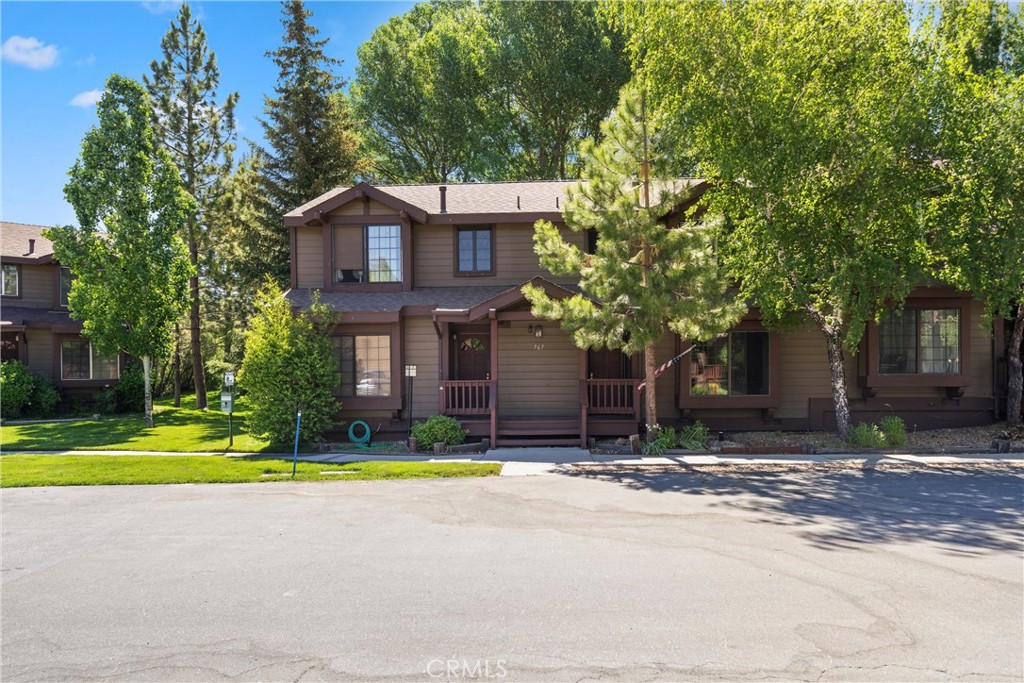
top-left (1007, 303), bottom-right (1023, 428)
top-left (142, 355), bottom-right (153, 429)
top-left (644, 342), bottom-right (658, 438)
top-left (190, 246), bottom-right (207, 409)
top-left (173, 324), bottom-right (181, 408)
top-left (824, 331), bottom-right (852, 438)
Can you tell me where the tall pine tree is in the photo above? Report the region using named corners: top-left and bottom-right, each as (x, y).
top-left (144, 2), bottom-right (238, 409)
top-left (524, 85), bottom-right (744, 432)
top-left (252, 0), bottom-right (363, 287)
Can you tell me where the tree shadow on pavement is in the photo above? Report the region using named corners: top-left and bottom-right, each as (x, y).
top-left (561, 465), bottom-right (1024, 553)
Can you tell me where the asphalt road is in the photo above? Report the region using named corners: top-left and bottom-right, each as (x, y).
top-left (3, 467), bottom-right (1022, 682)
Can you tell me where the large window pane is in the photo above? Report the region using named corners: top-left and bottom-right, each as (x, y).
top-left (60, 267), bottom-right (73, 306)
top-left (691, 331), bottom-right (769, 396)
top-left (366, 225), bottom-right (401, 283)
top-left (92, 349), bottom-right (119, 380)
top-left (457, 228), bottom-right (492, 273)
top-left (2, 264), bottom-right (18, 296)
top-left (335, 335), bottom-right (391, 397)
top-left (878, 308), bottom-right (959, 374)
top-left (61, 339), bottom-right (91, 379)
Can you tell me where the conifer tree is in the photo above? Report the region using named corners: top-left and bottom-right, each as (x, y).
top-left (144, 2), bottom-right (238, 409)
top-left (253, 0), bottom-right (364, 286)
top-left (524, 85), bottom-right (744, 433)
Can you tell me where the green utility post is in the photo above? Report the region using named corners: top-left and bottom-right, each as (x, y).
top-left (222, 371), bottom-right (235, 449)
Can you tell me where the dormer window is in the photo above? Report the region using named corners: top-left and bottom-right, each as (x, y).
top-left (333, 224), bottom-right (402, 284)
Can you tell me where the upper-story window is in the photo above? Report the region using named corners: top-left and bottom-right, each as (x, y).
top-left (456, 227), bottom-right (493, 276)
top-left (1, 264), bottom-right (19, 297)
top-left (60, 267), bottom-right (74, 307)
top-left (333, 225), bottom-right (402, 284)
top-left (879, 308), bottom-right (960, 374)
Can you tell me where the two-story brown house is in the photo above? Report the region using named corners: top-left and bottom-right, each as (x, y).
top-left (1, 222), bottom-right (121, 400)
top-left (284, 181), bottom-right (1006, 447)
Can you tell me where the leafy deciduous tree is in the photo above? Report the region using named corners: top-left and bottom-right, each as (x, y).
top-left (145, 2), bottom-right (238, 409)
top-left (524, 85), bottom-right (744, 431)
top-left (48, 75), bottom-right (194, 428)
top-left (617, 0), bottom-right (933, 437)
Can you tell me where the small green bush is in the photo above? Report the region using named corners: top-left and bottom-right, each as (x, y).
top-left (115, 362), bottom-right (145, 412)
top-left (1, 361), bottom-right (34, 418)
top-left (879, 415), bottom-right (907, 447)
top-left (94, 388), bottom-right (119, 415)
top-left (848, 422), bottom-right (886, 448)
top-left (678, 420), bottom-right (710, 450)
top-left (411, 415), bottom-right (466, 449)
top-left (642, 425), bottom-right (676, 456)
top-left (26, 374), bottom-right (59, 417)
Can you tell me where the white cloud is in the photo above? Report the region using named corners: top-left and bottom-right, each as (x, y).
top-left (75, 54), bottom-right (96, 67)
top-left (1, 36), bottom-right (60, 70)
top-left (141, 0), bottom-right (183, 14)
top-left (69, 90), bottom-right (103, 108)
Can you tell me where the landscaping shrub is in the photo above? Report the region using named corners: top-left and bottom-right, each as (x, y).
top-left (879, 415), bottom-right (907, 447)
top-left (410, 415), bottom-right (466, 448)
top-left (114, 362), bottom-right (145, 412)
top-left (848, 422), bottom-right (886, 448)
top-left (239, 281), bottom-right (340, 446)
top-left (25, 374), bottom-right (59, 418)
top-left (678, 421), bottom-right (710, 450)
top-left (94, 388), bottom-right (119, 415)
top-left (1, 361), bottom-right (34, 418)
top-left (641, 425), bottom-right (677, 456)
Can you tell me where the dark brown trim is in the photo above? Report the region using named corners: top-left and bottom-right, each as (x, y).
top-left (453, 226), bottom-right (496, 278)
top-left (401, 215), bottom-right (413, 291)
top-left (1, 263), bottom-right (22, 300)
top-left (52, 333), bottom-right (122, 388)
top-left (860, 294), bottom-right (972, 390)
top-left (331, 311), bottom-right (401, 324)
top-left (426, 211), bottom-right (563, 226)
top-left (284, 183), bottom-right (428, 226)
top-left (326, 219), bottom-right (408, 293)
top-left (330, 322), bottom-right (403, 411)
top-left (679, 320), bottom-right (781, 410)
top-left (289, 227), bottom-right (298, 290)
top-left (466, 277), bottom-right (576, 322)
top-left (0, 255), bottom-right (54, 266)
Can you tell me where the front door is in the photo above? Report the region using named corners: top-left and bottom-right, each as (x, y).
top-left (1, 332), bottom-right (21, 363)
top-left (588, 348), bottom-right (629, 379)
top-left (455, 333), bottom-right (490, 380)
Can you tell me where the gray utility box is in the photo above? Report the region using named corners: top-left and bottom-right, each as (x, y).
top-left (220, 391), bottom-right (233, 413)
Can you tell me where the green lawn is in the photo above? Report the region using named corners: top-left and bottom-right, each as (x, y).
top-left (0, 455), bottom-right (502, 487)
top-left (0, 393), bottom-right (274, 453)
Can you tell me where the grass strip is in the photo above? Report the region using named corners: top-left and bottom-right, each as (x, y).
top-left (0, 455), bottom-right (501, 487)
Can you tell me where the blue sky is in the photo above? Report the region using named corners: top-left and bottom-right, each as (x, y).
top-left (1, 0), bottom-right (414, 227)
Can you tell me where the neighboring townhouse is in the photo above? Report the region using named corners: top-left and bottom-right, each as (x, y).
top-left (1, 222), bottom-right (121, 401)
top-left (284, 181), bottom-right (1006, 447)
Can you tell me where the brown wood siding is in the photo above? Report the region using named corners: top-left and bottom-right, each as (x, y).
top-left (414, 222), bottom-right (584, 287)
top-left (966, 299), bottom-right (993, 398)
top-left (17, 264), bottom-right (56, 308)
top-left (403, 317), bottom-right (440, 419)
top-left (774, 328), bottom-right (834, 419)
top-left (367, 200), bottom-right (394, 215)
top-left (295, 226), bottom-right (324, 289)
top-left (25, 328), bottom-right (53, 378)
top-left (497, 321), bottom-right (578, 417)
top-left (328, 202), bottom-right (367, 217)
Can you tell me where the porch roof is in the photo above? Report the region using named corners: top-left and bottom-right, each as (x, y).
top-left (285, 278), bottom-right (582, 316)
top-left (1, 306), bottom-right (80, 329)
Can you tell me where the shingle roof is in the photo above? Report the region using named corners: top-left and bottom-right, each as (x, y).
top-left (0, 306), bottom-right (78, 328)
top-left (1, 222), bottom-right (55, 261)
top-left (285, 286), bottom-right (518, 313)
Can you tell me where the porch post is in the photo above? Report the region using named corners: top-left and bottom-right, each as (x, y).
top-left (438, 322), bottom-right (449, 414)
top-left (489, 310), bottom-right (498, 448)
top-left (579, 347), bottom-right (588, 449)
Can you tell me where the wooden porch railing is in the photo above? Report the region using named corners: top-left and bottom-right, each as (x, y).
top-left (440, 380), bottom-right (492, 415)
top-left (585, 379), bottom-right (639, 417)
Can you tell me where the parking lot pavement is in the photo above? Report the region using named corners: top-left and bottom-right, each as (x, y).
top-left (3, 468), bottom-right (1022, 682)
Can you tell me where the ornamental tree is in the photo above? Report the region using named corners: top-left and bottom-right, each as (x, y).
top-left (524, 84), bottom-right (744, 432)
top-left (616, 0), bottom-right (933, 437)
top-left (238, 280), bottom-right (340, 446)
top-left (48, 75), bottom-right (194, 428)
top-left (924, 1), bottom-right (1024, 426)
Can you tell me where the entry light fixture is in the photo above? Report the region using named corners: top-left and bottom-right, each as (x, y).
top-left (527, 324), bottom-right (543, 338)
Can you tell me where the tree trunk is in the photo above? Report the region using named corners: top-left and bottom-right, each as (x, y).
top-left (644, 342), bottom-right (658, 438)
top-left (190, 253), bottom-right (207, 409)
top-left (1007, 303), bottom-right (1023, 428)
top-left (142, 355), bottom-right (153, 429)
top-left (823, 330), bottom-right (852, 439)
top-left (173, 323), bottom-right (181, 408)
